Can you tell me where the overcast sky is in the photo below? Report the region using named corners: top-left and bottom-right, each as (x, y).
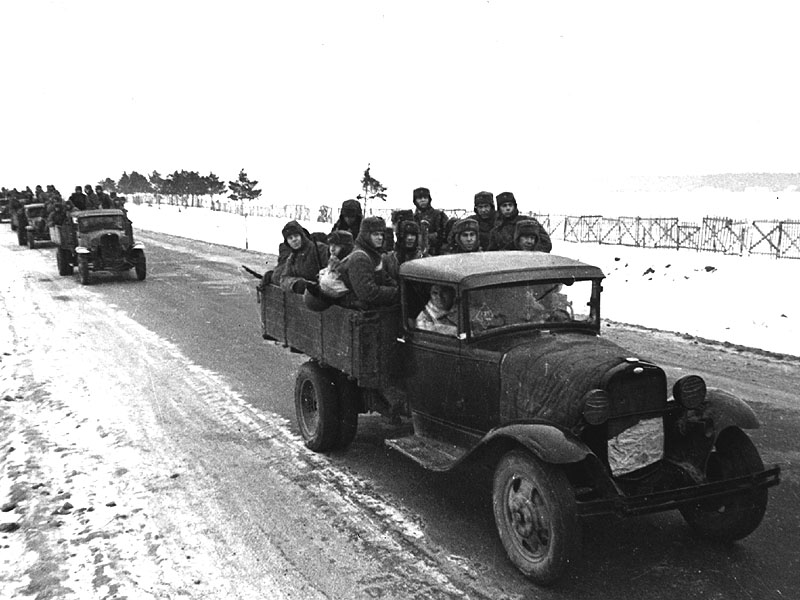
top-left (2, 1), bottom-right (799, 211)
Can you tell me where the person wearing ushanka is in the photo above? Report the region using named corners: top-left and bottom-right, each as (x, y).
top-left (487, 191), bottom-right (552, 252)
top-left (384, 219), bottom-right (427, 280)
top-left (278, 219), bottom-right (330, 294)
top-left (338, 216), bottom-right (399, 309)
top-left (513, 219), bottom-right (549, 252)
top-left (412, 187), bottom-right (448, 256)
top-left (470, 191), bottom-right (495, 251)
top-left (447, 217), bottom-right (482, 253)
top-left (330, 199), bottom-right (363, 238)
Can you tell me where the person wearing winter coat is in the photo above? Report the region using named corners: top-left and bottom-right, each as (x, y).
top-left (330, 199), bottom-right (363, 238)
top-left (415, 284), bottom-right (458, 335)
top-left (470, 191), bottom-right (495, 251)
top-left (513, 219), bottom-right (550, 252)
top-left (338, 216), bottom-right (399, 309)
top-left (487, 191), bottom-right (552, 252)
top-left (412, 187), bottom-right (448, 256)
top-left (446, 217), bottom-right (481, 254)
top-left (278, 220), bottom-right (330, 294)
top-left (384, 220), bottom-right (428, 280)
top-left (67, 186), bottom-right (87, 211)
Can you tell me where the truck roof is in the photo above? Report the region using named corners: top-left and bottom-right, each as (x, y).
top-left (399, 251), bottom-right (605, 288)
top-left (72, 209), bottom-right (125, 218)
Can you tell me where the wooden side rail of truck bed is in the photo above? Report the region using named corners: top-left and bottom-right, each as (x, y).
top-left (258, 283), bottom-right (401, 389)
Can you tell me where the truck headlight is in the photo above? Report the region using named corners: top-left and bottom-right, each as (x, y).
top-left (673, 375), bottom-right (706, 409)
top-left (583, 389), bottom-right (610, 425)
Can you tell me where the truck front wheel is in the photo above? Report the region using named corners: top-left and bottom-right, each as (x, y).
top-left (295, 362), bottom-right (340, 452)
top-left (493, 450), bottom-right (581, 586)
top-left (17, 228), bottom-right (27, 246)
top-left (78, 255), bottom-right (91, 285)
top-left (57, 249), bottom-right (74, 276)
top-left (679, 427), bottom-right (768, 541)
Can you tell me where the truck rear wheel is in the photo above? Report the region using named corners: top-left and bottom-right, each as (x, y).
top-left (493, 450), bottom-right (581, 585)
top-left (27, 232), bottom-right (36, 249)
top-left (17, 228), bottom-right (27, 246)
top-left (78, 255), bottom-right (91, 285)
top-left (295, 362), bottom-right (340, 452)
top-left (57, 248), bottom-right (74, 276)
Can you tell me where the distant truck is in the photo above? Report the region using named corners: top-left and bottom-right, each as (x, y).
top-left (51, 208), bottom-right (146, 284)
top-left (23, 203), bottom-right (50, 248)
top-left (255, 251), bottom-right (780, 585)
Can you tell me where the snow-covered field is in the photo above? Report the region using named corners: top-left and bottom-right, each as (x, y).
top-left (125, 203), bottom-right (800, 359)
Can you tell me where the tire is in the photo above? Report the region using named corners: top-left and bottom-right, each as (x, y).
top-left (679, 428), bottom-right (768, 541)
top-left (332, 373), bottom-right (360, 450)
top-left (17, 228), bottom-right (27, 246)
top-left (57, 249), bottom-right (74, 276)
top-left (78, 255), bottom-right (91, 285)
top-left (294, 361), bottom-right (340, 452)
top-left (493, 450), bottom-right (580, 586)
top-left (27, 233), bottom-right (35, 249)
top-left (134, 252), bottom-right (146, 281)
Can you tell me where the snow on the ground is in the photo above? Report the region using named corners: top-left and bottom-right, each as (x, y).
top-left (126, 203), bottom-right (800, 358)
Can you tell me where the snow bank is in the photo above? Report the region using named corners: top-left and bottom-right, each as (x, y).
top-left (125, 203), bottom-right (800, 358)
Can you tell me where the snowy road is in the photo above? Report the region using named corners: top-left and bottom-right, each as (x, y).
top-left (1, 228), bottom-right (798, 599)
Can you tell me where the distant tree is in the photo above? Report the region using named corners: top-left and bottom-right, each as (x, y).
top-left (356, 163), bottom-right (387, 214)
top-left (204, 172), bottom-right (226, 197)
top-left (149, 170), bottom-right (164, 195)
top-left (127, 171), bottom-right (152, 194)
top-left (118, 172), bottom-right (131, 194)
top-left (228, 169), bottom-right (262, 203)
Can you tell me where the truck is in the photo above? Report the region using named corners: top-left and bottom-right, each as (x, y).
top-left (23, 203), bottom-right (51, 248)
top-left (51, 208), bottom-right (146, 285)
top-left (255, 251), bottom-right (780, 585)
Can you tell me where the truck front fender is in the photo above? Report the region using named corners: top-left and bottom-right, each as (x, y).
top-left (76, 247), bottom-right (91, 255)
top-left (480, 422), bottom-right (593, 465)
top-left (701, 387), bottom-right (759, 433)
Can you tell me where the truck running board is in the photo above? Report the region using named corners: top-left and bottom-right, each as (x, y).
top-left (385, 435), bottom-right (469, 472)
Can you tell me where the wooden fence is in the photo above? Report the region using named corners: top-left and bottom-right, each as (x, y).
top-left (130, 194), bottom-right (799, 260)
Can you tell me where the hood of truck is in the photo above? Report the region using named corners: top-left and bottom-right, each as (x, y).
top-left (498, 333), bottom-right (659, 426)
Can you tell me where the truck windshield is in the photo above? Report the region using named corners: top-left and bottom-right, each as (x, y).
top-left (467, 279), bottom-right (596, 337)
top-left (26, 206), bottom-right (45, 218)
top-left (78, 215), bottom-right (126, 233)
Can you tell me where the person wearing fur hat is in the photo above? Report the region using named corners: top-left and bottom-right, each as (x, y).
top-left (447, 217), bottom-right (481, 254)
top-left (487, 191), bottom-right (552, 252)
top-left (337, 216), bottom-right (399, 309)
top-left (384, 219), bottom-right (428, 280)
top-left (278, 220), bottom-right (330, 294)
top-left (513, 219), bottom-right (549, 251)
top-left (412, 187), bottom-right (448, 256)
top-left (470, 191), bottom-right (495, 251)
top-left (330, 199), bottom-right (363, 238)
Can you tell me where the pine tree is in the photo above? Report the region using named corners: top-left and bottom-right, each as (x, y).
top-left (357, 163), bottom-right (387, 214)
top-left (227, 169), bottom-right (262, 203)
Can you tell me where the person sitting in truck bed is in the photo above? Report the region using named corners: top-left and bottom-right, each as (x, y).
top-left (415, 284), bottom-right (458, 335)
top-left (337, 216), bottom-right (399, 309)
top-left (278, 220), bottom-right (330, 294)
top-left (383, 219), bottom-right (427, 280)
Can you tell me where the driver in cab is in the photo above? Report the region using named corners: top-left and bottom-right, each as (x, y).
top-left (415, 284), bottom-right (458, 335)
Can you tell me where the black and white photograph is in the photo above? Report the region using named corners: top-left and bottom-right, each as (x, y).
top-left (1, 2), bottom-right (797, 598)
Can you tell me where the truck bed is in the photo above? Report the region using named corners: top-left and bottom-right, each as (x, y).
top-left (259, 284), bottom-right (400, 389)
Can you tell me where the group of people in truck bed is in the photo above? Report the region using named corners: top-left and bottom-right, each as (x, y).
top-left (264, 187), bottom-right (552, 314)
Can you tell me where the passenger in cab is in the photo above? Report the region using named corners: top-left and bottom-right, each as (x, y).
top-left (415, 284), bottom-right (458, 335)
top-left (338, 216), bottom-right (398, 309)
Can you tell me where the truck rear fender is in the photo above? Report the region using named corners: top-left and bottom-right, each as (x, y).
top-left (131, 242), bottom-right (145, 251)
top-left (477, 423), bottom-right (593, 465)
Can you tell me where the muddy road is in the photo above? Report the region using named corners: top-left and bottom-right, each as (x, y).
top-left (1, 228), bottom-right (797, 599)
